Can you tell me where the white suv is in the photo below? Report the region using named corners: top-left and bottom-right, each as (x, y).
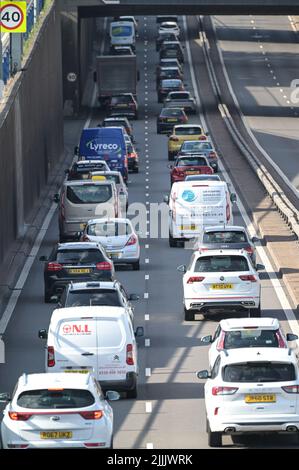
top-left (178, 249), bottom-right (264, 321)
top-left (197, 348), bottom-right (299, 447)
top-left (201, 317), bottom-right (298, 368)
top-left (0, 373), bottom-right (119, 449)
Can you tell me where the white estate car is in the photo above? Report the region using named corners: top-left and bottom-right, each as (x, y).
top-left (158, 21), bottom-right (180, 38)
top-left (197, 348), bottom-right (299, 447)
top-left (0, 373), bottom-right (119, 449)
top-left (201, 317), bottom-right (299, 368)
top-left (177, 249), bottom-right (264, 321)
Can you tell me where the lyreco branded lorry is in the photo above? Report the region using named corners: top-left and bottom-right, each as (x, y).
top-left (78, 127), bottom-right (128, 182)
top-left (167, 180), bottom-right (236, 246)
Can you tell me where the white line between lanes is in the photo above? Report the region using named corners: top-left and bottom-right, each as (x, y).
top-left (184, 15), bottom-right (299, 339)
top-left (145, 338), bottom-right (150, 347)
top-left (146, 443), bottom-right (154, 449)
top-left (145, 402), bottom-right (152, 413)
top-left (145, 368), bottom-right (151, 376)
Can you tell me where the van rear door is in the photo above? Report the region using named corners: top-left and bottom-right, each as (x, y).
top-left (96, 317), bottom-right (128, 382)
top-left (52, 318), bottom-right (98, 375)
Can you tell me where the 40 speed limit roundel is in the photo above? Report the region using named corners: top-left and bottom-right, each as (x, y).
top-left (0, 2), bottom-right (27, 33)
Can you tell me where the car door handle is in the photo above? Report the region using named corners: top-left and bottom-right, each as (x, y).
top-left (81, 352), bottom-right (94, 356)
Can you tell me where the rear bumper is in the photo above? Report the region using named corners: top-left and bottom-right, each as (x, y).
top-left (209, 416), bottom-right (299, 434)
top-left (128, 159), bottom-right (138, 171)
top-left (110, 109), bottom-right (136, 118)
top-left (46, 274), bottom-right (113, 294)
top-left (185, 298), bottom-right (260, 312)
top-left (157, 122), bottom-right (178, 133)
top-left (100, 372), bottom-right (137, 392)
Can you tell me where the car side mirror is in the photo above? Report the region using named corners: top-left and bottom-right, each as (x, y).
top-left (286, 333), bottom-right (298, 341)
top-left (251, 237), bottom-right (259, 243)
top-left (38, 329), bottom-right (48, 340)
top-left (53, 193), bottom-right (60, 204)
top-left (177, 265), bottom-right (186, 273)
top-left (105, 390), bottom-right (120, 401)
top-left (167, 164), bottom-right (173, 169)
top-left (74, 146), bottom-right (79, 156)
top-left (256, 264), bottom-right (265, 271)
top-left (129, 294), bottom-right (140, 301)
top-left (0, 393), bottom-right (11, 403)
top-left (196, 370), bottom-right (210, 380)
top-left (39, 256), bottom-right (48, 262)
top-left (230, 193), bottom-right (237, 203)
top-left (163, 194), bottom-right (169, 204)
top-left (135, 326), bottom-right (144, 337)
top-left (64, 168), bottom-right (70, 175)
top-left (50, 295), bottom-right (59, 304)
top-left (201, 335), bottom-right (213, 344)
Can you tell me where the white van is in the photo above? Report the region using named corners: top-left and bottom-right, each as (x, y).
top-left (166, 180), bottom-right (236, 246)
top-left (110, 21), bottom-right (136, 50)
top-left (39, 306), bottom-right (144, 398)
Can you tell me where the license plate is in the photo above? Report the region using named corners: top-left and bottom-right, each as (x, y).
top-left (40, 431), bottom-right (73, 439)
top-left (180, 225), bottom-right (196, 230)
top-left (245, 394), bottom-right (276, 403)
top-left (68, 268), bottom-right (91, 274)
top-left (167, 118), bottom-right (177, 122)
top-left (64, 369), bottom-right (89, 374)
top-left (117, 104), bottom-right (127, 108)
top-left (80, 223), bottom-right (86, 230)
top-left (185, 170), bottom-right (199, 175)
top-left (107, 252), bottom-right (121, 259)
top-left (211, 284), bottom-right (233, 289)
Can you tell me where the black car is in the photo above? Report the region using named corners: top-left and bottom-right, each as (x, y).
top-left (159, 41), bottom-right (184, 63)
top-left (156, 67), bottom-right (183, 89)
top-left (66, 160), bottom-right (109, 181)
top-left (109, 93), bottom-right (138, 120)
top-left (156, 32), bottom-right (178, 51)
top-left (40, 242), bottom-right (115, 302)
top-left (157, 79), bottom-right (184, 103)
top-left (101, 116), bottom-right (134, 140)
top-left (157, 107), bottom-right (188, 134)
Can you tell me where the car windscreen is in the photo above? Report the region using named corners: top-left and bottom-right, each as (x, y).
top-left (177, 157), bottom-right (207, 166)
top-left (175, 126), bottom-right (201, 135)
top-left (169, 92), bottom-right (189, 100)
top-left (66, 184), bottom-right (112, 204)
top-left (203, 231), bottom-right (248, 244)
top-left (111, 25), bottom-right (133, 37)
top-left (87, 222), bottom-right (132, 237)
top-left (17, 389), bottom-right (95, 409)
top-left (111, 95), bottom-right (132, 104)
top-left (56, 249), bottom-right (104, 264)
top-left (182, 142), bottom-right (211, 151)
top-left (161, 108), bottom-right (183, 117)
top-left (162, 80), bottom-right (181, 87)
top-left (65, 289), bottom-right (122, 307)
top-left (224, 329), bottom-right (280, 349)
top-left (223, 362), bottom-right (295, 382)
top-left (194, 255), bottom-right (249, 272)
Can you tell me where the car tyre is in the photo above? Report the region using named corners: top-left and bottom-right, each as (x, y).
top-left (250, 304), bottom-right (261, 318)
top-left (108, 435), bottom-right (114, 449)
top-left (168, 152), bottom-right (174, 161)
top-left (133, 166), bottom-right (139, 173)
top-left (126, 386), bottom-right (137, 399)
top-left (184, 307), bottom-right (194, 321)
top-left (132, 260), bottom-right (140, 271)
top-left (169, 233), bottom-right (178, 247)
top-left (207, 422), bottom-right (222, 447)
top-left (44, 289), bottom-right (52, 303)
top-left (134, 112), bottom-right (138, 120)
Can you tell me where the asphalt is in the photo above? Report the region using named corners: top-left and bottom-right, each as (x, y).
top-left (0, 15), bottom-right (299, 450)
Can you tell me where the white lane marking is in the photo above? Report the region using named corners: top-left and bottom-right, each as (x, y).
top-left (146, 193), bottom-right (149, 197)
top-left (288, 15), bottom-right (298, 33)
top-left (146, 220), bottom-right (150, 225)
top-left (145, 338), bottom-right (150, 347)
top-left (146, 201), bottom-right (150, 205)
top-left (277, 83), bottom-right (280, 86)
top-left (145, 244), bottom-right (149, 248)
top-left (145, 402), bottom-right (152, 413)
top-left (146, 186), bottom-right (149, 189)
top-left (145, 258), bottom-right (149, 263)
top-left (145, 314), bottom-right (150, 321)
top-left (145, 274), bottom-right (149, 280)
top-left (273, 76), bottom-right (276, 80)
top-left (146, 443), bottom-right (154, 449)
top-left (186, 16), bottom-right (299, 339)
top-left (146, 178), bottom-right (149, 182)
top-left (144, 292), bottom-right (149, 299)
top-left (145, 368), bottom-right (151, 376)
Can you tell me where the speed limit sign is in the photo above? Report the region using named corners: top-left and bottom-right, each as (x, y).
top-left (0, 2), bottom-right (27, 33)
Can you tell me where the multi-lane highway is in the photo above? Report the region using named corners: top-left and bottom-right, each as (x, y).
top-left (0, 15), bottom-right (299, 449)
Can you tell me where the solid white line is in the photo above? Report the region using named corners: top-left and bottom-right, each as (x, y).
top-left (145, 258), bottom-right (149, 263)
top-left (146, 443), bottom-right (154, 449)
top-left (145, 402), bottom-right (152, 413)
top-left (145, 338), bottom-right (150, 347)
top-left (145, 314), bottom-right (150, 321)
top-left (145, 244), bottom-right (149, 248)
top-left (187, 16), bottom-right (299, 339)
top-left (145, 274), bottom-right (149, 280)
top-left (145, 368), bottom-right (151, 376)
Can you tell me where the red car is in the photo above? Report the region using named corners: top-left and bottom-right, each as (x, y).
top-left (169, 154), bottom-right (213, 185)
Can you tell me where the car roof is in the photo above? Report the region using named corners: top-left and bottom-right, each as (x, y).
top-left (194, 248), bottom-right (251, 258)
top-left (87, 217), bottom-right (131, 224)
top-left (174, 124), bottom-right (200, 130)
top-left (63, 180), bottom-right (115, 187)
top-left (57, 242), bottom-right (101, 250)
top-left (67, 281), bottom-right (119, 291)
top-left (17, 373), bottom-right (93, 391)
top-left (161, 107), bottom-right (184, 113)
top-left (89, 170), bottom-right (121, 176)
top-left (73, 160), bottom-right (107, 166)
top-left (51, 306), bottom-right (127, 321)
top-left (169, 91), bottom-right (190, 96)
top-left (104, 117), bottom-right (129, 123)
top-left (161, 41), bottom-right (181, 45)
top-left (219, 317), bottom-right (280, 331)
top-left (160, 66), bottom-right (180, 71)
top-left (160, 21), bottom-right (179, 26)
top-left (204, 225), bottom-right (246, 233)
top-left (219, 347), bottom-right (296, 366)
top-left (161, 79), bottom-right (182, 84)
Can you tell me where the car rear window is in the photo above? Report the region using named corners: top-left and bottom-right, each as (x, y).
top-left (182, 142), bottom-right (211, 151)
top-left (111, 95), bottom-right (132, 104)
top-left (177, 157), bottom-right (207, 166)
top-left (17, 389), bottom-right (95, 409)
top-left (203, 231), bottom-right (248, 244)
top-left (65, 289), bottom-right (122, 307)
top-left (175, 126), bottom-right (201, 135)
top-left (98, 320), bottom-right (123, 348)
top-left (56, 249), bottom-right (104, 264)
top-left (170, 92), bottom-right (189, 100)
top-left (162, 79), bottom-right (182, 87)
top-left (87, 221), bottom-right (132, 237)
top-left (223, 362), bottom-right (295, 382)
top-left (161, 108), bottom-right (183, 117)
top-left (224, 329), bottom-right (280, 349)
top-left (194, 255), bottom-right (249, 272)
top-left (66, 184), bottom-right (112, 204)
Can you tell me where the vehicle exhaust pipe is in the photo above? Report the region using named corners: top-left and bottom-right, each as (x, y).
top-left (224, 427), bottom-right (235, 434)
top-left (286, 425), bottom-right (297, 432)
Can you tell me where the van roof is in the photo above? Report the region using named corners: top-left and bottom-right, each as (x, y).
top-left (51, 306), bottom-right (128, 322)
top-left (172, 180), bottom-right (227, 190)
top-left (63, 180), bottom-right (116, 187)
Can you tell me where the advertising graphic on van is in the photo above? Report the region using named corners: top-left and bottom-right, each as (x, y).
top-left (181, 190), bottom-right (196, 203)
top-left (86, 140), bottom-right (121, 154)
top-left (62, 324), bottom-right (92, 335)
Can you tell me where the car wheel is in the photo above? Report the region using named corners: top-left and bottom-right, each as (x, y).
top-left (108, 435), bottom-right (114, 449)
top-left (169, 233), bottom-right (178, 247)
top-left (168, 152), bottom-right (174, 161)
top-left (213, 165), bottom-right (218, 173)
top-left (184, 307), bottom-right (195, 321)
top-left (44, 289), bottom-right (52, 303)
top-left (126, 386), bottom-right (137, 399)
top-left (132, 260), bottom-right (140, 271)
top-left (134, 112), bottom-right (138, 120)
top-left (250, 305), bottom-right (261, 318)
top-left (133, 166), bottom-right (139, 173)
top-left (59, 233), bottom-right (67, 243)
top-left (207, 422), bottom-right (222, 447)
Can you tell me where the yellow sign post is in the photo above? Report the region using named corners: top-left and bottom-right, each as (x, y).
top-left (0, 1), bottom-right (27, 33)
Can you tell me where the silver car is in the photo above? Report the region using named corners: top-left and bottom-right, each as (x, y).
top-left (81, 218), bottom-right (140, 270)
top-left (89, 170), bottom-right (128, 215)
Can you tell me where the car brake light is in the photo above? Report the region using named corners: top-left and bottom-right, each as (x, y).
top-left (96, 262), bottom-right (112, 271)
top-left (244, 246), bottom-right (254, 254)
top-left (47, 346), bottom-right (55, 367)
top-left (276, 330), bottom-right (286, 348)
top-left (216, 331), bottom-right (225, 351)
top-left (80, 410), bottom-right (103, 420)
top-left (187, 276), bottom-right (205, 284)
top-left (170, 136), bottom-right (179, 142)
top-left (212, 386), bottom-right (238, 396)
top-left (82, 235), bottom-right (90, 242)
top-left (126, 235), bottom-right (137, 246)
top-left (199, 135), bottom-right (207, 140)
top-left (8, 412), bottom-right (32, 421)
top-left (47, 262), bottom-right (63, 272)
top-left (282, 386), bottom-right (299, 393)
top-left (126, 344), bottom-right (134, 365)
top-left (199, 248), bottom-right (209, 252)
top-left (239, 275), bottom-right (257, 282)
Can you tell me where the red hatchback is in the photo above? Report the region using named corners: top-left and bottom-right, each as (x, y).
top-left (169, 154), bottom-right (213, 185)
